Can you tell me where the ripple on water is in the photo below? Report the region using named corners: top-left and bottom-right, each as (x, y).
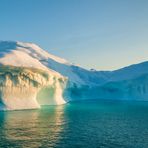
top-left (0, 100), bottom-right (148, 148)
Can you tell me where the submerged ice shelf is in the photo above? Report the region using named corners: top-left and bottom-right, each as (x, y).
top-left (0, 41), bottom-right (148, 110)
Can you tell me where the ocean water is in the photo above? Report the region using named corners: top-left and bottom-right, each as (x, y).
top-left (0, 100), bottom-right (148, 148)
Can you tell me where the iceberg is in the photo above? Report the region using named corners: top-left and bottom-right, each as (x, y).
top-left (0, 41), bottom-right (147, 110)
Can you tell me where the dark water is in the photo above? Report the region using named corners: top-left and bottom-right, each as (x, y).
top-left (0, 100), bottom-right (148, 148)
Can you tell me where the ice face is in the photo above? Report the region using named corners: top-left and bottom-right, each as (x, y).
top-left (0, 66), bottom-right (67, 110)
top-left (65, 74), bottom-right (148, 101)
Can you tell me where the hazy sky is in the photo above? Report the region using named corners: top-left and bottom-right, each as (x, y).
top-left (0, 0), bottom-right (148, 70)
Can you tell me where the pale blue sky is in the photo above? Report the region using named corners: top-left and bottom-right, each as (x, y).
top-left (0, 0), bottom-right (148, 70)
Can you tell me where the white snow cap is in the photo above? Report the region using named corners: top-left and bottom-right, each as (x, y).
top-left (0, 41), bottom-right (71, 76)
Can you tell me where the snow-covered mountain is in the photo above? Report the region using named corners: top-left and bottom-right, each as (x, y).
top-left (0, 41), bottom-right (147, 110)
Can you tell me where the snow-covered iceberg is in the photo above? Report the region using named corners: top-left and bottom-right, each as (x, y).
top-left (0, 41), bottom-right (147, 110)
top-left (0, 41), bottom-right (68, 110)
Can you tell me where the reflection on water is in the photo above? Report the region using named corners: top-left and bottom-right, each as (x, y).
top-left (0, 100), bottom-right (148, 148)
top-left (0, 105), bottom-right (67, 148)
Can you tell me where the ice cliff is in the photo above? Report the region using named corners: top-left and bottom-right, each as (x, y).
top-left (0, 41), bottom-right (147, 110)
top-left (0, 66), bottom-right (67, 110)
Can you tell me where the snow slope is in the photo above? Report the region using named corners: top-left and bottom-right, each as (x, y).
top-left (94, 61), bottom-right (148, 82)
top-left (0, 41), bottom-right (108, 86)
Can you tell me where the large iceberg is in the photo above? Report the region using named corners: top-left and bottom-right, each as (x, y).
top-left (0, 41), bottom-right (68, 110)
top-left (0, 41), bottom-right (147, 110)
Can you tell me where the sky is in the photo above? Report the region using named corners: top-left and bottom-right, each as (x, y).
top-left (0, 0), bottom-right (148, 70)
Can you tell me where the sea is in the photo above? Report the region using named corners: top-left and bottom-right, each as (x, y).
top-left (0, 100), bottom-right (148, 148)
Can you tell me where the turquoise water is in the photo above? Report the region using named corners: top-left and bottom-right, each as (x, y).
top-left (0, 100), bottom-right (148, 148)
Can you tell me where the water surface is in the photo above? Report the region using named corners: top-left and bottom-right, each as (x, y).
top-left (0, 100), bottom-right (148, 148)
